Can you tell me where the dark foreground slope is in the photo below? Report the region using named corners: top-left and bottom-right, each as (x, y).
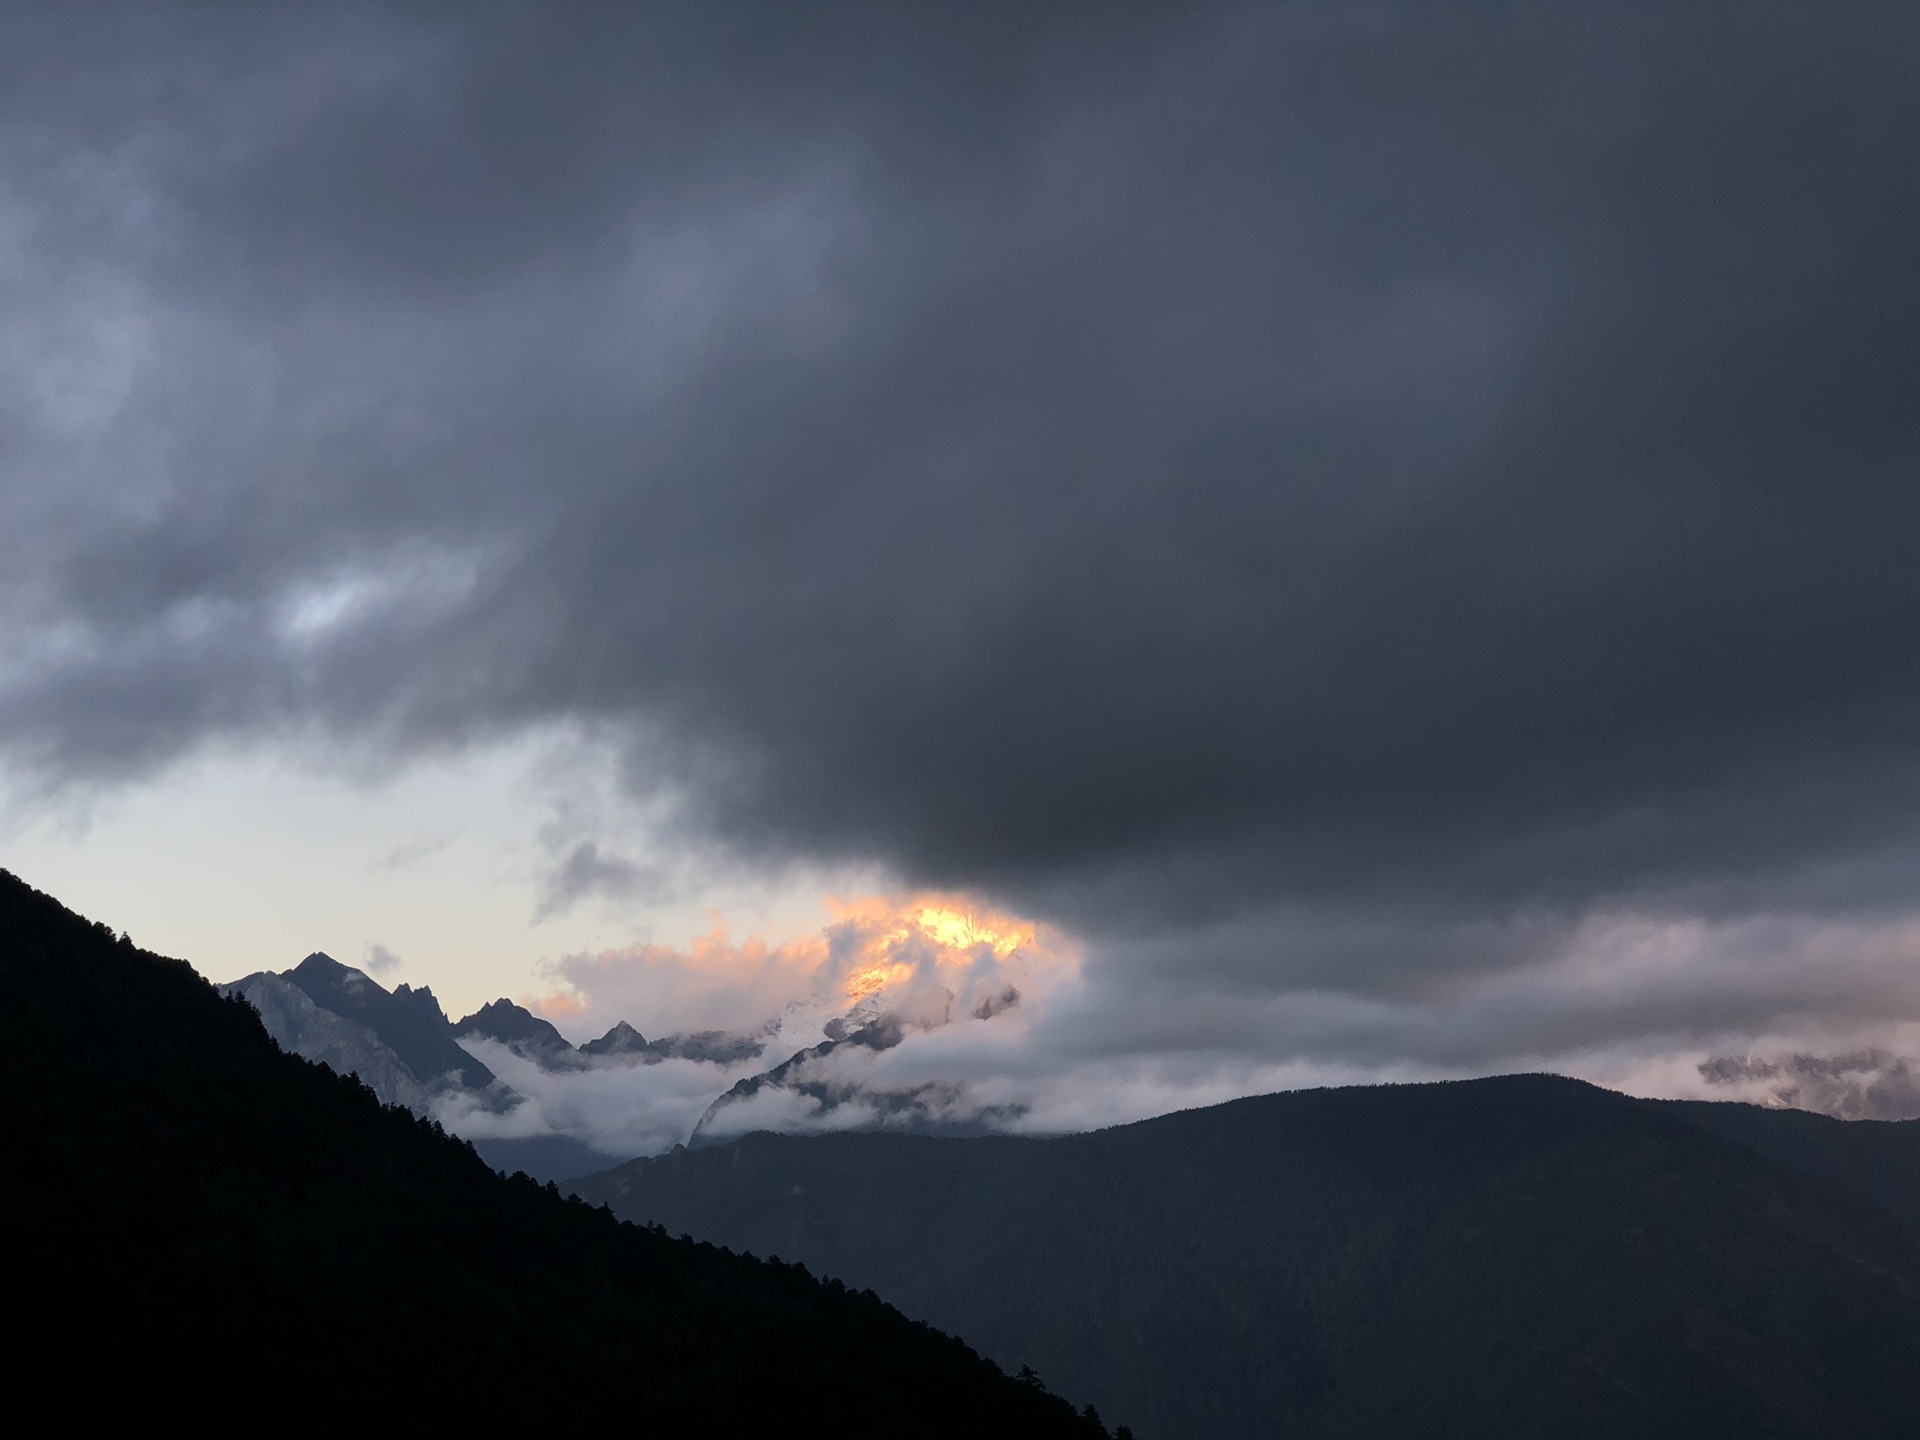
top-left (576, 1077), bottom-right (1920, 1440)
top-left (0, 872), bottom-right (1109, 1437)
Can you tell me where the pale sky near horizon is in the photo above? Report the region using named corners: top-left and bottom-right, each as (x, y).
top-left (2, 729), bottom-right (867, 1028)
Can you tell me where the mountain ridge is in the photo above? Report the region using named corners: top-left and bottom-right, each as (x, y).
top-left (574, 1074), bottom-right (1920, 1440)
top-left (283, 950), bottom-right (496, 1091)
top-left (225, 954), bottom-right (983, 1174)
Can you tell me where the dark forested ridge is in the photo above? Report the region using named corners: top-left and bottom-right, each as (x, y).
top-left (1658, 1097), bottom-right (1920, 1231)
top-left (575, 1076), bottom-right (1920, 1440)
top-left (0, 871), bottom-right (1112, 1436)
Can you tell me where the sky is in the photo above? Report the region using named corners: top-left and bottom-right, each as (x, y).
top-left (7, 3), bottom-right (1920, 1136)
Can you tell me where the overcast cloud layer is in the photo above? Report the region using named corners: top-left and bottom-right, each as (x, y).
top-left (6, 4), bottom-right (1920, 1117)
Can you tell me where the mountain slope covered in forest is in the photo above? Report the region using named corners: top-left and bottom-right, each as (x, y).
top-left (576, 1076), bottom-right (1920, 1440)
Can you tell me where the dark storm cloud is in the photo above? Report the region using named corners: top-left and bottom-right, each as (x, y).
top-left (6, 2), bottom-right (1920, 977)
top-left (534, 840), bottom-right (662, 924)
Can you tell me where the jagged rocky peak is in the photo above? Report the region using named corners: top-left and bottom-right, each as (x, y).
top-left (457, 998), bottom-right (578, 1063)
top-left (582, 1019), bottom-right (649, 1056)
top-left (457, 1010), bottom-right (768, 1072)
top-left (221, 969), bottom-right (433, 1113)
top-left (278, 949), bottom-right (496, 1092)
top-left (391, 981), bottom-right (449, 1029)
top-left (292, 951), bottom-right (357, 985)
top-left (576, 1022), bottom-right (765, 1065)
top-left (689, 1013), bottom-right (950, 1146)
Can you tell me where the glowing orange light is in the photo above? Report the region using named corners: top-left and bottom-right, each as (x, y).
top-left (912, 904), bottom-right (1032, 957)
top-left (539, 888), bottom-right (1075, 1033)
top-left (843, 960), bottom-right (917, 1002)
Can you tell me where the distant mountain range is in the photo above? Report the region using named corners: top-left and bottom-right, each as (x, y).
top-left (457, 995), bottom-right (771, 1070)
top-left (574, 1076), bottom-right (1920, 1440)
top-left (222, 952), bottom-right (936, 1178)
top-left (689, 1011), bottom-right (1031, 1142)
top-left (227, 954), bottom-right (497, 1097)
top-left (1, 869), bottom-right (1113, 1434)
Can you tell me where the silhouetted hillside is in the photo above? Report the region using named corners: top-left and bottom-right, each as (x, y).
top-left (1661, 1097), bottom-right (1920, 1230)
top-left (0, 871), bottom-right (1113, 1436)
top-left (576, 1077), bottom-right (1920, 1440)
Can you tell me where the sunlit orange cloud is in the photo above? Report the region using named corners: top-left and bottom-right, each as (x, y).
top-left (533, 891), bottom-right (1078, 1039)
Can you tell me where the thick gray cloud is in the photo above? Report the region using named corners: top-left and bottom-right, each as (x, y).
top-left (1699, 1049), bottom-right (1920, 1122)
top-left (534, 840), bottom-right (660, 923)
top-left (6, 3), bottom-right (1920, 1075)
